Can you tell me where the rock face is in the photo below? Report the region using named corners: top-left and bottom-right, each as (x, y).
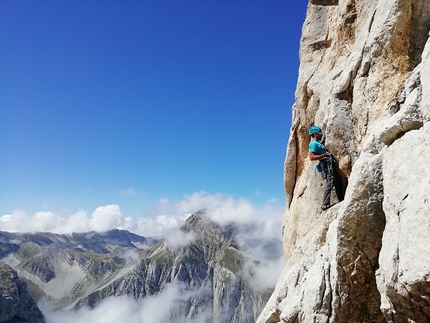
top-left (0, 262), bottom-right (45, 323)
top-left (258, 0), bottom-right (430, 322)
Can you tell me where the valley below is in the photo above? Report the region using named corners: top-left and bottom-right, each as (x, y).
top-left (0, 210), bottom-right (283, 323)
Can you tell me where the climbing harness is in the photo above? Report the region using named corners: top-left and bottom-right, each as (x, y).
top-left (317, 156), bottom-right (333, 179)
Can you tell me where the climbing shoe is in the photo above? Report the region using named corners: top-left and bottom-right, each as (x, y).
top-left (321, 204), bottom-right (331, 211)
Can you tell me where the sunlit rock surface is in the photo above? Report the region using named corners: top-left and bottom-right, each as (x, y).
top-left (258, 0), bottom-right (430, 322)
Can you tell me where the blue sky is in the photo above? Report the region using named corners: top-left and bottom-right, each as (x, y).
top-left (1, 1), bottom-right (307, 219)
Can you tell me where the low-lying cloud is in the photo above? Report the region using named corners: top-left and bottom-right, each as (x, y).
top-left (0, 206), bottom-right (188, 237)
top-left (42, 282), bottom-right (212, 323)
top-left (164, 228), bottom-right (197, 250)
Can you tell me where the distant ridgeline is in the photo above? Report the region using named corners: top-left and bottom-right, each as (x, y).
top-left (0, 210), bottom-right (282, 323)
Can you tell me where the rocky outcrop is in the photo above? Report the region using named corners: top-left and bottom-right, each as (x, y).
top-left (258, 0), bottom-right (430, 322)
top-left (0, 262), bottom-right (45, 323)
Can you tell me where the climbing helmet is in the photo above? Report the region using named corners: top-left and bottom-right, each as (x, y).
top-left (308, 125), bottom-right (322, 135)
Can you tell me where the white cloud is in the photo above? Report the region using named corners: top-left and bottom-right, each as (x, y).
top-left (133, 214), bottom-right (190, 237)
top-left (119, 250), bottom-right (141, 265)
top-left (0, 191), bottom-right (284, 240)
top-left (0, 206), bottom-right (186, 237)
top-left (41, 282), bottom-right (213, 323)
top-left (242, 256), bottom-right (285, 292)
top-left (152, 191), bottom-right (284, 237)
top-left (164, 228), bottom-right (196, 250)
top-left (91, 205), bottom-right (123, 232)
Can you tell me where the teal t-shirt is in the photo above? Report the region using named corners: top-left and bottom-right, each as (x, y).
top-left (309, 140), bottom-right (325, 155)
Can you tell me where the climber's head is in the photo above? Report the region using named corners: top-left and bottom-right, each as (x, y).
top-left (308, 125), bottom-right (322, 139)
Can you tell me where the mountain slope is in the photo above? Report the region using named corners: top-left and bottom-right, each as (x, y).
top-left (1, 211), bottom-right (280, 322)
top-left (74, 210), bottom-right (272, 323)
top-left (0, 262), bottom-right (45, 323)
top-left (0, 229), bottom-right (159, 310)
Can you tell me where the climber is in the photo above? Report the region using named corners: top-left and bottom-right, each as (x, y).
top-left (308, 125), bottom-right (334, 210)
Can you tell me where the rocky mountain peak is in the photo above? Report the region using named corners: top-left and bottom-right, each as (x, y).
top-left (181, 209), bottom-right (210, 230)
top-left (181, 210), bottom-right (237, 242)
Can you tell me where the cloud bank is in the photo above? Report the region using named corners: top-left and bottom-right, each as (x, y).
top-left (0, 191), bottom-right (284, 239)
top-left (42, 282), bottom-right (212, 323)
top-left (0, 206), bottom-right (187, 237)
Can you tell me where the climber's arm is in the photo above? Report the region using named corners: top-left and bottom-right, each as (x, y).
top-left (309, 151), bottom-right (326, 161)
top-left (309, 151), bottom-right (331, 161)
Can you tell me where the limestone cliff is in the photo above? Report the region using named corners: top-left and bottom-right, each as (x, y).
top-left (258, 0), bottom-right (430, 322)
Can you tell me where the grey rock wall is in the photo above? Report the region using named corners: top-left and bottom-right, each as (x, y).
top-left (258, 0), bottom-right (430, 322)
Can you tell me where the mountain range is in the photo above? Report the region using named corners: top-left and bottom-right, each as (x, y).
top-left (0, 210), bottom-right (282, 323)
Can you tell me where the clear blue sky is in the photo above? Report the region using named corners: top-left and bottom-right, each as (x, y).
top-left (0, 1), bottom-right (308, 218)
